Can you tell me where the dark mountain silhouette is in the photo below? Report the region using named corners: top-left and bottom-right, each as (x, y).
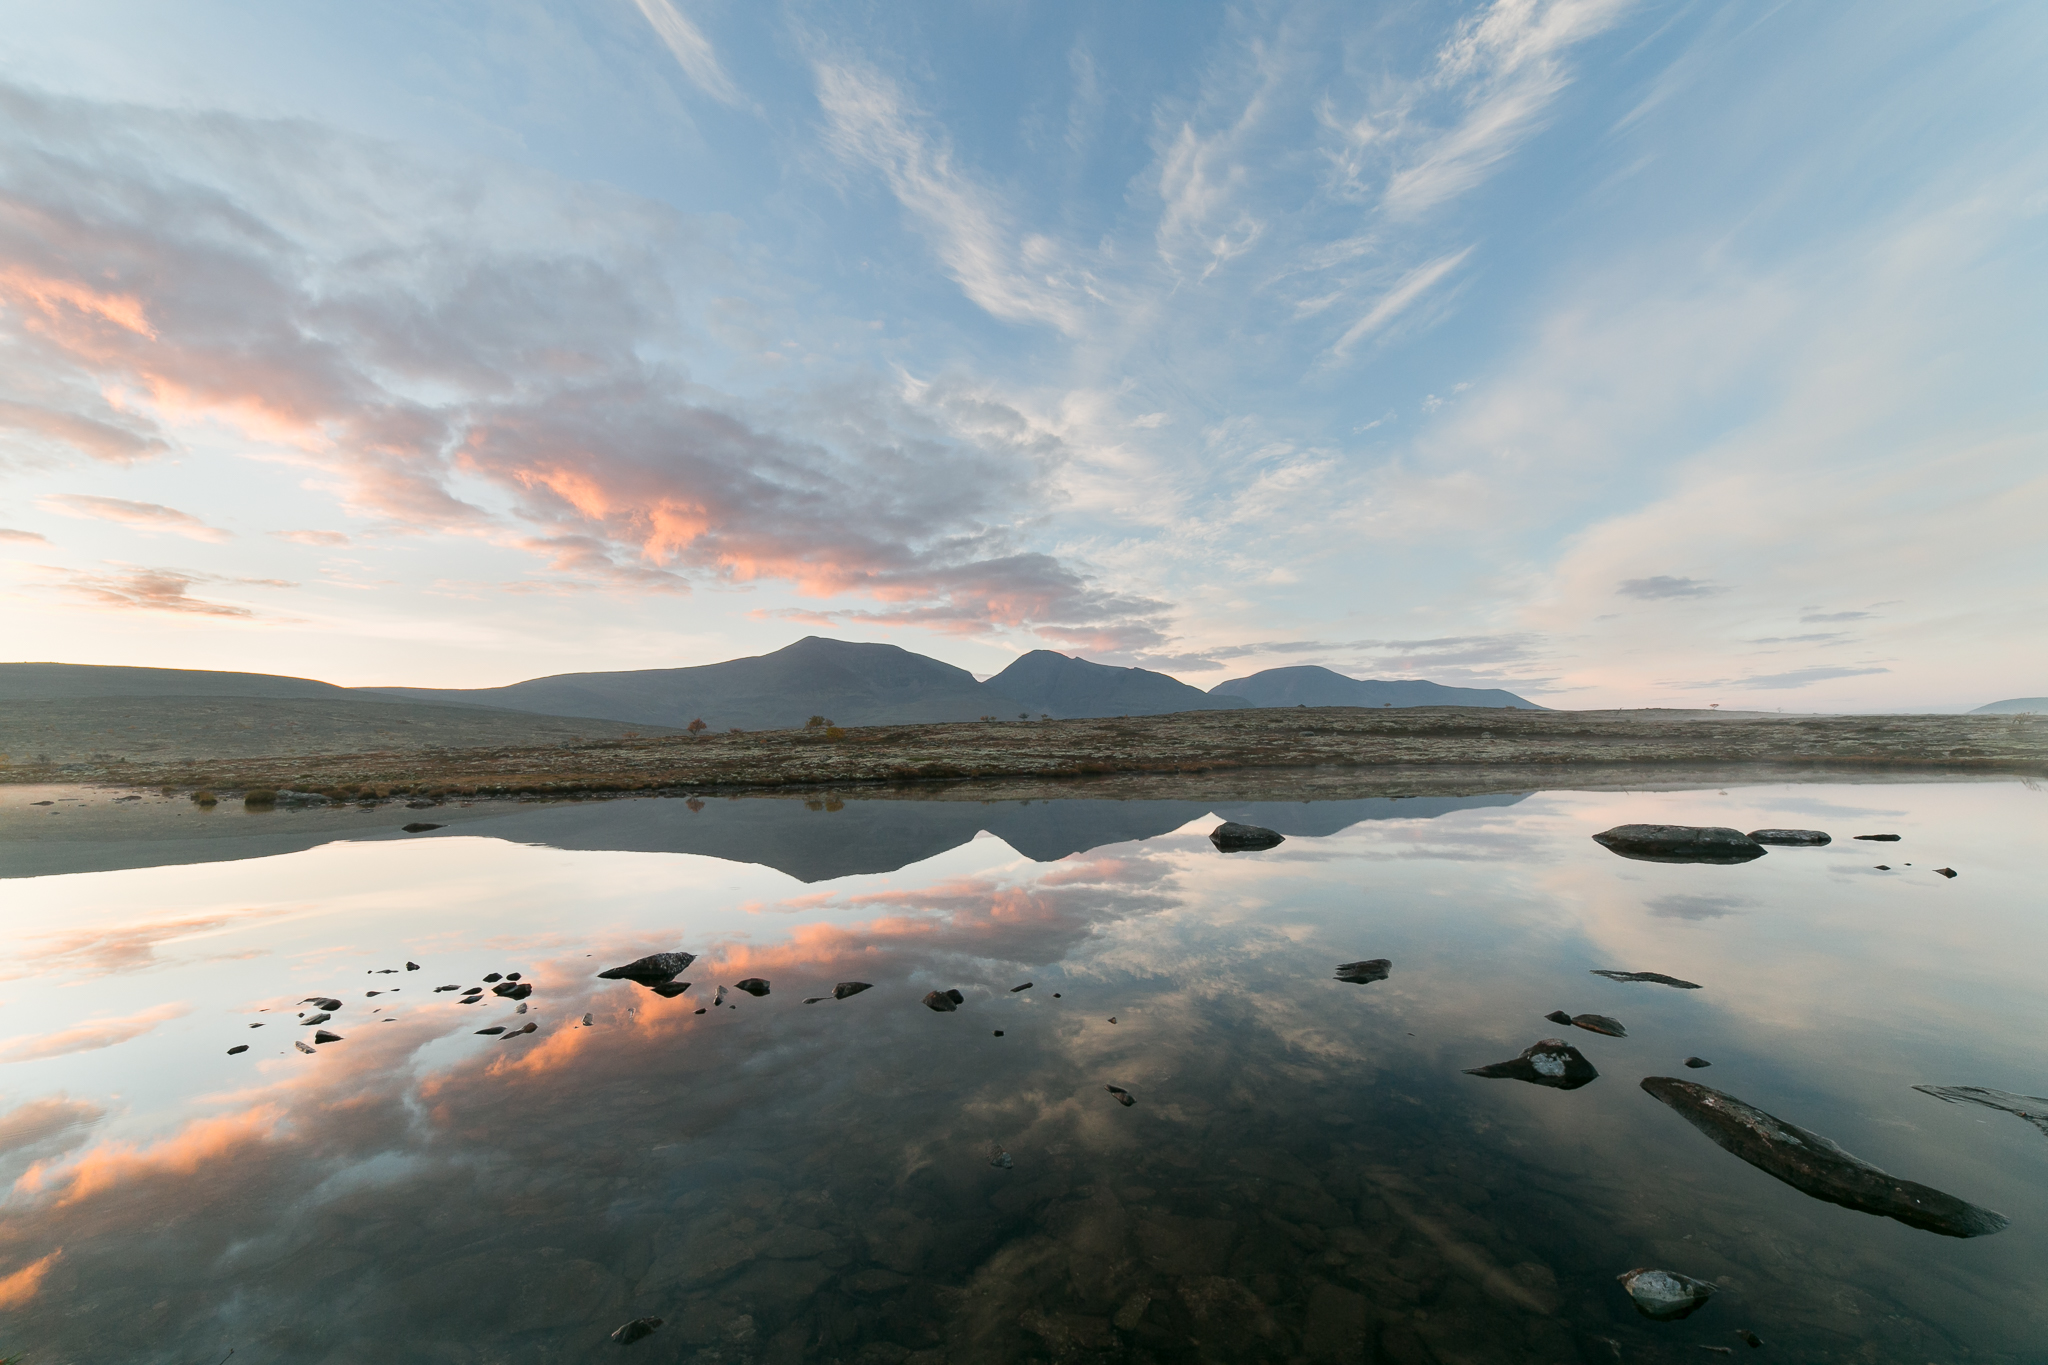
top-left (1972, 697), bottom-right (2046, 714)
top-left (986, 650), bottom-right (1249, 719)
top-left (1210, 664), bottom-right (1541, 710)
top-left (363, 636), bottom-right (1027, 732)
top-left (0, 662), bottom-right (360, 702)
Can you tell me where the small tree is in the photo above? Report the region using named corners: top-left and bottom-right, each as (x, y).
top-left (806, 715), bottom-right (830, 729)
top-left (687, 718), bottom-right (708, 736)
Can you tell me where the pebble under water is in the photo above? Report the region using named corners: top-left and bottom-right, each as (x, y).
top-left (0, 778), bottom-right (2044, 1363)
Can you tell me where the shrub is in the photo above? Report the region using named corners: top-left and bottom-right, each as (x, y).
top-left (243, 789), bottom-right (278, 807)
top-left (192, 789), bottom-right (218, 806)
top-left (825, 727), bottom-right (846, 741)
top-left (805, 715), bottom-right (830, 729)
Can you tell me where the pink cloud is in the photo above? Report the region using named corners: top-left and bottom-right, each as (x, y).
top-left (0, 1003), bottom-right (189, 1065)
top-left (40, 493), bottom-right (229, 542)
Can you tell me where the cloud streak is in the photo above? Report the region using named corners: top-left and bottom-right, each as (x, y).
top-left (0, 1003), bottom-right (188, 1065)
top-left (631, 0), bottom-right (747, 109)
top-left (40, 493), bottom-right (229, 542)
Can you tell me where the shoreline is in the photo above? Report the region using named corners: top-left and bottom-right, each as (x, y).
top-left (3, 706), bottom-right (2042, 803)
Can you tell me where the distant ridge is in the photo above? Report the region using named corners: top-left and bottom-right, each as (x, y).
top-left (1210, 664), bottom-right (1541, 710)
top-left (0, 662), bottom-right (362, 702)
top-left (363, 636), bottom-right (1027, 732)
top-left (1972, 697), bottom-right (2047, 714)
top-left (987, 650), bottom-right (1249, 719)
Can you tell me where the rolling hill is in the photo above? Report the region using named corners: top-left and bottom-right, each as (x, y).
top-left (1210, 664), bottom-right (1542, 710)
top-left (1971, 697), bottom-right (2046, 714)
top-left (985, 650), bottom-right (1249, 719)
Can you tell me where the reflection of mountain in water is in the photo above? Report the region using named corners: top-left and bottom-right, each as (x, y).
top-left (3, 790), bottom-right (1528, 883)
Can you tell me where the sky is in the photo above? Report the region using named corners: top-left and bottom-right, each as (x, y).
top-left (0, 1), bottom-right (2041, 710)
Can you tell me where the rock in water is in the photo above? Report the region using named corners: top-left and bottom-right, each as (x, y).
top-left (987, 1141), bottom-right (1014, 1169)
top-left (1617, 1268), bottom-right (1715, 1321)
top-left (1010, 981), bottom-right (1033, 992)
top-left (405, 961), bottom-right (419, 971)
top-left (227, 1045), bottom-right (248, 1055)
top-left (1853, 833), bottom-right (1901, 841)
top-left (1209, 821), bottom-right (1285, 852)
top-left (294, 1041), bottom-right (316, 1054)
top-left (1747, 829), bottom-right (1830, 846)
top-left (1934, 867), bottom-right (1958, 879)
top-left (1464, 1039), bottom-right (1599, 1090)
top-left (1684, 1056), bottom-right (1712, 1069)
top-left (1641, 1077), bottom-right (2009, 1237)
top-left (492, 982), bottom-right (533, 1000)
top-left (1334, 959), bottom-right (1390, 984)
top-left (301, 1012), bottom-right (332, 1027)
top-left (611, 1316), bottom-right (663, 1345)
top-left (804, 997), bottom-right (825, 1004)
top-left (1914, 1084), bottom-right (2048, 1138)
top-left (833, 981), bottom-right (873, 999)
top-left (1591, 969), bottom-right (1702, 989)
top-left (476, 1026), bottom-right (506, 1035)
top-left (483, 972), bottom-right (502, 982)
top-left (1572, 1013), bottom-right (1627, 1038)
top-left (734, 978), bottom-right (770, 997)
top-left (301, 997), bottom-right (343, 1010)
top-left (712, 985), bottom-right (727, 1007)
top-left (1106, 1085), bottom-right (1136, 1106)
top-left (313, 1029), bottom-right (342, 1044)
top-left (1735, 1329), bottom-right (1764, 1348)
top-left (1545, 1010), bottom-right (1574, 1025)
top-left (504, 1022), bottom-right (537, 1037)
top-left (582, 1013), bottom-right (593, 1026)
top-left (647, 982), bottom-right (692, 999)
top-left (597, 952), bottom-right (697, 985)
top-left (923, 990), bottom-right (962, 1013)
top-left (1592, 825), bottom-right (1765, 864)
top-left (401, 822), bottom-right (443, 833)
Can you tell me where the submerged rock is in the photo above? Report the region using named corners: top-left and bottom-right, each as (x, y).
top-left (1210, 821), bottom-right (1285, 852)
top-left (1853, 833), bottom-right (1901, 841)
top-left (804, 997), bottom-right (825, 1004)
top-left (1735, 1329), bottom-right (1764, 1348)
top-left (712, 985), bottom-right (727, 1007)
top-left (987, 1141), bottom-right (1014, 1169)
top-left (611, 1316), bottom-right (663, 1345)
top-left (597, 952), bottom-right (697, 985)
top-left (834, 981), bottom-right (873, 1000)
top-left (582, 1013), bottom-right (593, 1026)
top-left (1334, 959), bottom-right (1390, 984)
top-left (1572, 1013), bottom-right (1627, 1038)
top-left (1684, 1057), bottom-right (1712, 1069)
top-left (227, 1045), bottom-right (248, 1055)
top-left (514, 1003), bottom-right (527, 1014)
top-left (1591, 969), bottom-right (1702, 989)
top-left (401, 822), bottom-right (443, 833)
top-left (1642, 1077), bottom-right (2009, 1237)
top-left (647, 982), bottom-right (691, 999)
top-left (1617, 1267), bottom-right (1715, 1321)
top-left (1747, 829), bottom-right (1830, 846)
top-left (1106, 1085), bottom-right (1136, 1106)
top-left (505, 1022), bottom-right (537, 1037)
top-left (734, 978), bottom-right (770, 997)
top-left (1592, 825), bottom-right (1765, 864)
top-left (312, 1029), bottom-right (342, 1044)
top-left (923, 989), bottom-right (964, 1013)
top-left (405, 961), bottom-right (419, 970)
top-left (1464, 1039), bottom-right (1599, 1089)
top-left (1914, 1084), bottom-right (2048, 1138)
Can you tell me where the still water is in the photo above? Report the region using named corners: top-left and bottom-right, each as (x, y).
top-left (1, 779), bottom-right (2042, 1363)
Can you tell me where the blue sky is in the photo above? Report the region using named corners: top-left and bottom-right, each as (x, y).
top-left (0, 1), bottom-right (2041, 709)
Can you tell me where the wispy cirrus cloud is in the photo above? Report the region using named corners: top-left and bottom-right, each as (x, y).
top-left (51, 566), bottom-right (291, 617)
top-left (0, 1002), bottom-right (188, 1064)
top-left (40, 493), bottom-right (229, 542)
top-left (1618, 575), bottom-right (1722, 599)
top-left (270, 529), bottom-right (349, 547)
top-left (631, 0), bottom-right (748, 109)
top-left (0, 526), bottom-right (49, 543)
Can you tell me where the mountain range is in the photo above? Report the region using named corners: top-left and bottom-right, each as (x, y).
top-left (1971, 697), bottom-right (2046, 714)
top-left (1209, 664), bottom-right (1542, 709)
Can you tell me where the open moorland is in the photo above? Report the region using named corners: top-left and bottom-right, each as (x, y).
top-left (3, 705), bottom-right (2042, 802)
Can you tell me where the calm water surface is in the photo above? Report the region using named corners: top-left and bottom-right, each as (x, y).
top-left (1, 779), bottom-right (2043, 1364)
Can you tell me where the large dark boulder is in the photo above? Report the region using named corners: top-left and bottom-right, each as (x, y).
top-left (597, 952), bottom-right (696, 985)
top-left (1592, 824), bottom-right (1765, 864)
top-left (1209, 822), bottom-right (1285, 852)
top-left (1463, 1039), bottom-right (1598, 1090)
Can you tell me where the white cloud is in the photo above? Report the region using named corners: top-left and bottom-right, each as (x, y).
top-left (630, 0), bottom-right (747, 109)
top-left (1327, 248), bottom-right (1472, 358)
top-left (40, 494), bottom-right (230, 543)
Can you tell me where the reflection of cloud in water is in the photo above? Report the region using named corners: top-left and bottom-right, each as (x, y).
top-left (0, 1003), bottom-right (189, 1064)
top-left (1645, 893), bottom-right (1753, 921)
top-left (4, 910), bottom-right (283, 981)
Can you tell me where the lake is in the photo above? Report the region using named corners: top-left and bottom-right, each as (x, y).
top-left (1, 777), bottom-right (2042, 1363)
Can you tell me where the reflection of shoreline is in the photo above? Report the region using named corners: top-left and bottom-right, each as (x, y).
top-left (3, 707), bottom-right (2042, 802)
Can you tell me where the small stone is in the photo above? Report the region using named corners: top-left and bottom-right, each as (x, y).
top-left (1011, 981), bottom-right (1033, 992)
top-left (582, 1013), bottom-right (593, 1026)
top-left (804, 997), bottom-right (825, 1003)
top-left (647, 982), bottom-right (692, 998)
top-left (833, 981), bottom-right (873, 999)
top-left (734, 978), bottom-right (770, 997)
top-left (1464, 1038), bottom-right (1599, 1089)
top-left (1853, 833), bottom-right (1901, 841)
top-left (1934, 867), bottom-right (1958, 878)
top-left (476, 1026), bottom-right (506, 1035)
top-left (611, 1316), bottom-right (663, 1345)
top-left (483, 972), bottom-right (502, 982)
top-left (1544, 1010), bottom-right (1574, 1025)
top-left (597, 952), bottom-right (696, 985)
top-left (300, 997), bottom-right (343, 1010)
top-left (1747, 829), bottom-right (1830, 846)
top-left (1591, 969), bottom-right (1701, 989)
top-left (249, 1023), bottom-right (263, 1028)
top-left (506, 972), bottom-right (521, 981)
top-left (492, 982), bottom-right (533, 1000)
top-left (712, 985), bottom-right (727, 1007)
top-left (227, 1045), bottom-right (248, 1055)
top-left (434, 985), bottom-right (460, 992)
top-left (1052, 992), bottom-right (1060, 997)
top-left (401, 822), bottom-right (442, 833)
top-left (1107, 1016), bottom-right (1117, 1024)
top-left (1106, 1085), bottom-right (1135, 1106)
top-left (923, 990), bottom-right (960, 1013)
top-left (302, 1012), bottom-right (332, 1027)
top-left (515, 1003), bottom-right (527, 1014)
top-left (1335, 959), bottom-right (1390, 984)
top-left (1112, 1293), bottom-right (1151, 1331)
top-left (1617, 1267), bottom-right (1715, 1320)
top-left (993, 1030), bottom-right (1004, 1037)
top-left (313, 1029), bottom-right (342, 1044)
top-left (694, 1008), bottom-right (706, 1014)
top-left (1684, 1056), bottom-right (1711, 1068)
top-left (1875, 865), bottom-right (1891, 871)
top-left (1735, 1329), bottom-right (1763, 1348)
top-left (295, 1041), bottom-right (316, 1054)
top-left (1572, 1013), bottom-right (1627, 1038)
top-left (405, 961), bottom-right (419, 970)
top-left (503, 1022), bottom-right (536, 1037)
top-left (365, 991), bottom-right (382, 997)
top-left (987, 1141), bottom-right (1013, 1169)
top-left (1209, 821), bottom-right (1285, 852)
